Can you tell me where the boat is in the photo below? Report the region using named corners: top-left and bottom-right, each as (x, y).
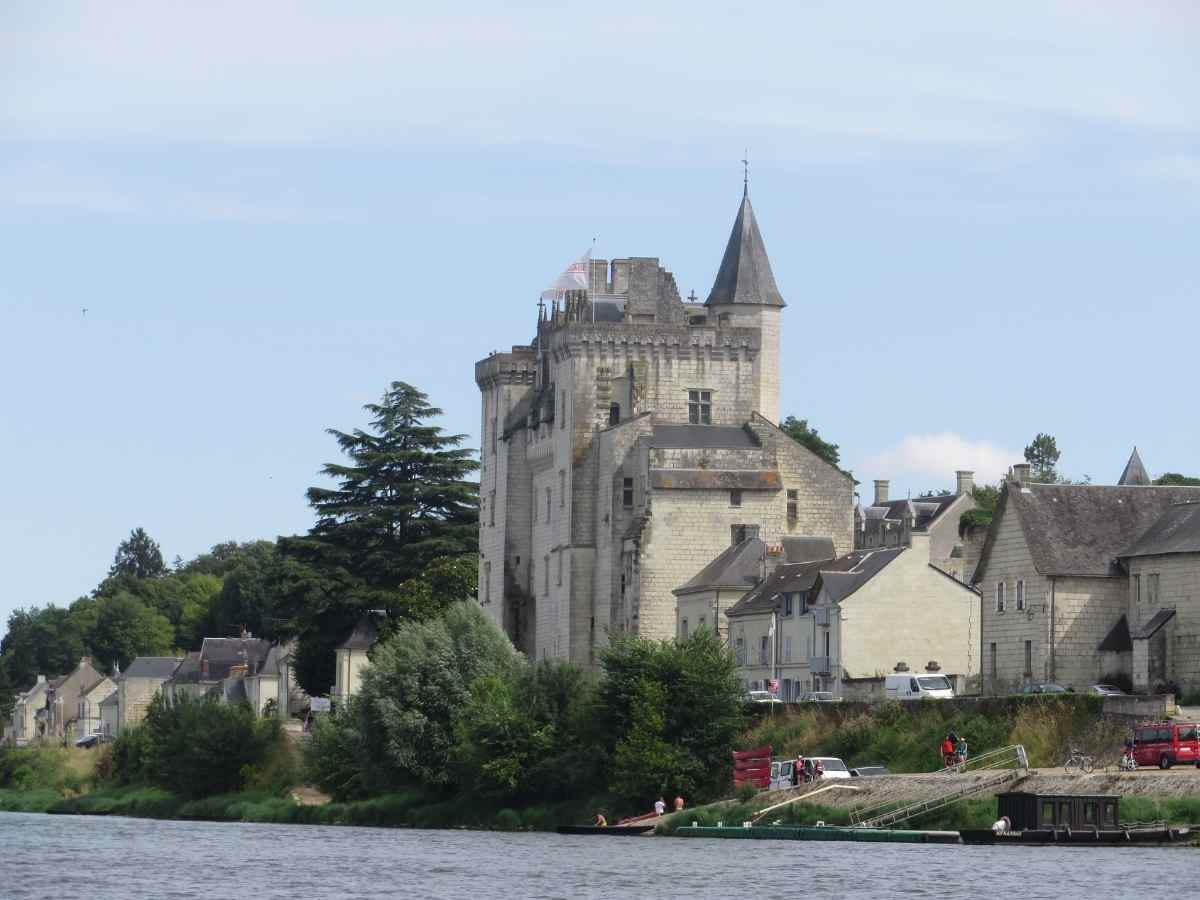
top-left (959, 791), bottom-right (1191, 847)
top-left (556, 824), bottom-right (656, 836)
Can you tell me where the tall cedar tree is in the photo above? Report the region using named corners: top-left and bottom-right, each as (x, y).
top-left (280, 382), bottom-right (479, 694)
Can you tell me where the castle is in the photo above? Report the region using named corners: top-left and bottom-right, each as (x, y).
top-left (475, 188), bottom-right (854, 664)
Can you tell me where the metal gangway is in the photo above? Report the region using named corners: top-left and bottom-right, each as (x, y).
top-left (849, 744), bottom-right (1029, 830)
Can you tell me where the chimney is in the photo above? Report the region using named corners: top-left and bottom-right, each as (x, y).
top-left (1011, 463), bottom-right (1031, 485)
top-left (764, 544), bottom-right (786, 578)
top-left (955, 471), bottom-right (974, 496)
top-left (873, 480), bottom-right (889, 506)
top-left (925, 660), bottom-right (941, 672)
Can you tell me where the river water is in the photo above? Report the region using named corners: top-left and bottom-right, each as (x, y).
top-left (0, 812), bottom-right (1192, 898)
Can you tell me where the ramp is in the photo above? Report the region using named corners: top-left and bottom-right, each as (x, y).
top-left (849, 744), bottom-right (1028, 830)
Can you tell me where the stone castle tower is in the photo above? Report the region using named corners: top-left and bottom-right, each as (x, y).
top-left (475, 188), bottom-right (853, 663)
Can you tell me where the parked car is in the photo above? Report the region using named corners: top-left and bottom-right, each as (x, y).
top-left (1128, 722), bottom-right (1200, 769)
top-left (805, 757), bottom-right (851, 779)
top-left (801, 691), bottom-right (841, 703)
top-left (850, 765), bottom-right (890, 777)
top-left (1090, 684), bottom-right (1127, 696)
top-left (1021, 683), bottom-right (1071, 694)
top-left (73, 733), bottom-right (103, 749)
top-left (884, 673), bottom-right (955, 700)
top-left (745, 690), bottom-right (783, 705)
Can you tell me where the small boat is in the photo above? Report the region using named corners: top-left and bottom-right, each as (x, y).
top-left (556, 824), bottom-right (656, 836)
top-left (960, 791), bottom-right (1191, 847)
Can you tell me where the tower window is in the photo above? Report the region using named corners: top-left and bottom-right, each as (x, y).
top-left (730, 489), bottom-right (742, 507)
top-left (787, 489), bottom-right (798, 522)
top-left (622, 477), bottom-right (634, 508)
top-left (688, 390), bottom-right (712, 425)
top-left (609, 403), bottom-right (620, 426)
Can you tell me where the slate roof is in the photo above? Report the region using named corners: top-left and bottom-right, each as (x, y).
top-left (649, 424), bottom-right (759, 450)
top-left (1097, 614), bottom-right (1132, 652)
top-left (975, 483), bottom-right (1200, 579)
top-left (674, 537), bottom-right (766, 595)
top-left (1133, 608), bottom-right (1176, 640)
top-left (725, 549), bottom-right (899, 617)
top-left (705, 191), bottom-right (786, 308)
top-left (169, 652), bottom-right (201, 684)
top-left (1120, 502), bottom-right (1200, 558)
top-left (98, 691), bottom-right (119, 708)
top-left (1118, 448), bottom-right (1151, 486)
top-left (816, 548), bottom-right (906, 603)
top-left (338, 615), bottom-right (380, 651)
top-left (123, 657), bottom-right (182, 680)
top-left (860, 494), bottom-right (960, 532)
top-left (782, 537), bottom-right (836, 563)
top-left (726, 558), bottom-right (829, 617)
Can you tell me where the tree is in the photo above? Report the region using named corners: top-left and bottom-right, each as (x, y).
top-left (780, 416), bottom-right (840, 468)
top-left (1023, 433), bottom-right (1061, 483)
top-left (89, 592), bottom-right (174, 671)
top-left (108, 527), bottom-right (168, 580)
top-left (1154, 473), bottom-right (1200, 486)
top-left (959, 483), bottom-right (1001, 535)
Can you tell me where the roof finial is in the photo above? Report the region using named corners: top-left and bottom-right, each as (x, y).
top-left (741, 149), bottom-right (749, 197)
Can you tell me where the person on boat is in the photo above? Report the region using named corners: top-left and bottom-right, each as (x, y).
top-left (594, 812), bottom-right (607, 827)
top-left (654, 797), bottom-right (666, 816)
top-left (674, 795), bottom-right (685, 811)
top-left (991, 815), bottom-right (1011, 834)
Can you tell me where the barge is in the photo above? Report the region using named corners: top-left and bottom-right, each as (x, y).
top-left (959, 792), bottom-right (1191, 847)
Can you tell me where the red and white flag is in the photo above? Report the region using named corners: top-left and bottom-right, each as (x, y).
top-left (541, 250), bottom-right (591, 300)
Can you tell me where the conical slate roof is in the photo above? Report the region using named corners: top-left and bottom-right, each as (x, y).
top-left (705, 189), bottom-right (785, 308)
top-left (1118, 447), bottom-right (1151, 486)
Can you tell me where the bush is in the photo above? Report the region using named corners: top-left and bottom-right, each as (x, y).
top-left (735, 782), bottom-right (759, 802)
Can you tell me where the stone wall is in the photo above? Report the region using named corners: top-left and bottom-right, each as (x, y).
top-left (1127, 552), bottom-right (1200, 692)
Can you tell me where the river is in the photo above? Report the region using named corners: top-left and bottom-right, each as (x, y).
top-left (0, 812), bottom-right (1191, 898)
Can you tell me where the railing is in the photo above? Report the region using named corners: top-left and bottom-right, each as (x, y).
top-left (849, 744), bottom-right (1029, 830)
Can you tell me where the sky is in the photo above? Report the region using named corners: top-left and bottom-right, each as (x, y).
top-left (2, 2), bottom-right (1199, 627)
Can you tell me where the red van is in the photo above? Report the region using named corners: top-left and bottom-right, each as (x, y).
top-left (1130, 722), bottom-right (1200, 769)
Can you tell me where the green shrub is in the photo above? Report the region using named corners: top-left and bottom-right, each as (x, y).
top-left (735, 782), bottom-right (759, 802)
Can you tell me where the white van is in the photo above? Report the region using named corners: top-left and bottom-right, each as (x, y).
top-left (885, 673), bottom-right (955, 700)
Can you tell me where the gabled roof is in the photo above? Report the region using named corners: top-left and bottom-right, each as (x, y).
top-left (1118, 448), bottom-right (1151, 486)
top-left (1133, 608), bottom-right (1176, 641)
top-left (649, 424), bottom-right (759, 450)
top-left (726, 558), bottom-right (830, 617)
top-left (168, 651), bottom-right (202, 684)
top-left (98, 691), bottom-right (119, 708)
top-left (338, 615), bottom-right (379, 651)
top-left (1120, 502), bottom-right (1200, 558)
top-left (674, 537), bottom-right (765, 596)
top-left (123, 657), bottom-right (182, 680)
top-left (704, 190), bottom-right (785, 308)
top-left (815, 548), bottom-right (906, 603)
top-left (974, 482), bottom-right (1200, 580)
top-left (860, 494), bottom-right (961, 532)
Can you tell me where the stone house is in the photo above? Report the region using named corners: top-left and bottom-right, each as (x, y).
top-left (9, 675), bottom-right (51, 746)
top-left (476, 187), bottom-right (855, 664)
top-left (973, 459), bottom-right (1200, 694)
top-left (333, 615), bottom-right (378, 705)
top-left (116, 656), bottom-right (183, 735)
top-left (726, 535), bottom-right (979, 700)
top-left (1110, 501), bottom-right (1200, 693)
top-left (98, 690), bottom-right (119, 738)
top-left (674, 536), bottom-right (834, 641)
top-left (163, 637), bottom-right (272, 709)
top-left (856, 471), bottom-right (978, 581)
top-left (44, 657), bottom-right (108, 741)
top-left (275, 642), bottom-right (308, 717)
top-left (76, 676), bottom-right (116, 739)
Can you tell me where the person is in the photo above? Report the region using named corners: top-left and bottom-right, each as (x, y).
top-left (991, 815), bottom-right (1011, 834)
top-left (594, 812), bottom-right (607, 827)
top-left (812, 759), bottom-right (825, 781)
top-left (793, 757), bottom-right (803, 787)
top-left (654, 797), bottom-right (666, 816)
top-left (674, 795), bottom-right (685, 812)
top-left (941, 733), bottom-right (957, 768)
top-left (956, 735), bottom-right (969, 764)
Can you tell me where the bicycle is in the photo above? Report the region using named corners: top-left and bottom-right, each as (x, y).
top-left (1062, 747), bottom-right (1095, 774)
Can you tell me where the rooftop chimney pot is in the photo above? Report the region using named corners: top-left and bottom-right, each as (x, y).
top-left (1012, 463), bottom-right (1031, 485)
top-left (873, 480), bottom-right (890, 506)
top-left (955, 471), bottom-right (975, 496)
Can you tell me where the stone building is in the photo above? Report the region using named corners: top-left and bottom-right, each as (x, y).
top-left (333, 614), bottom-right (378, 704)
top-left (117, 656), bottom-right (183, 735)
top-left (856, 471), bottom-right (978, 580)
top-left (725, 537), bottom-right (979, 700)
top-left (973, 458), bottom-right (1200, 694)
top-left (44, 657), bottom-right (108, 741)
top-left (475, 188), bottom-right (855, 662)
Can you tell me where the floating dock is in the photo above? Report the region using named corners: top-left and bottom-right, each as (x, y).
top-left (676, 824), bottom-right (960, 844)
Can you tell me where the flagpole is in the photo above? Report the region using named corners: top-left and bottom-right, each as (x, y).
top-left (590, 237), bottom-right (596, 324)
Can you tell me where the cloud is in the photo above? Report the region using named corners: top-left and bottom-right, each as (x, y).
top-left (2, 2), bottom-right (1198, 156)
top-left (861, 433), bottom-right (1020, 485)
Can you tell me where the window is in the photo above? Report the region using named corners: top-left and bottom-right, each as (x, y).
top-left (557, 551), bottom-right (563, 586)
top-left (735, 637), bottom-right (746, 666)
top-left (560, 391), bottom-right (566, 429)
top-left (995, 582), bottom-right (1006, 613)
top-left (1016, 579), bottom-right (1025, 611)
top-left (1133, 574), bottom-right (1141, 603)
top-left (760, 635), bottom-right (769, 666)
top-left (543, 555), bottom-right (550, 595)
top-left (784, 636), bottom-right (792, 663)
top-left (824, 631), bottom-right (830, 657)
top-left (1084, 802), bottom-right (1096, 825)
top-left (489, 490), bottom-right (496, 526)
top-left (559, 470), bottom-right (566, 507)
top-left (609, 402), bottom-right (620, 426)
top-left (731, 524), bottom-right (760, 545)
top-left (1041, 800), bottom-right (1054, 824)
top-left (681, 618), bottom-right (689, 639)
top-left (989, 642), bottom-right (997, 678)
top-left (483, 562), bottom-right (491, 603)
top-left (1148, 573), bottom-right (1160, 605)
top-left (622, 477), bottom-right (634, 508)
top-left (797, 591), bottom-right (808, 615)
top-left (687, 389), bottom-right (712, 425)
top-left (1023, 640), bottom-right (1032, 677)
top-left (546, 487), bottom-right (552, 522)
top-left (730, 489), bottom-right (742, 507)
top-left (783, 593), bottom-right (794, 617)
top-left (699, 615), bottom-right (706, 630)
top-left (787, 489), bottom-right (798, 522)
top-left (529, 557), bottom-right (535, 592)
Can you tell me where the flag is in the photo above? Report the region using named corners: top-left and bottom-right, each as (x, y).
top-left (541, 250), bottom-right (591, 300)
